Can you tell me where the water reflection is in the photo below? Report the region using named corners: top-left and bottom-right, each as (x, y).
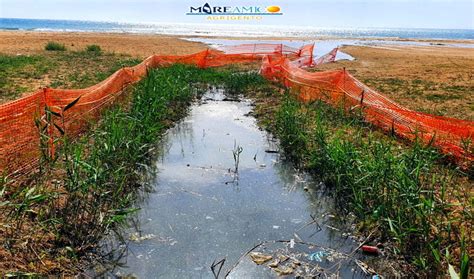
top-left (86, 88), bottom-right (374, 278)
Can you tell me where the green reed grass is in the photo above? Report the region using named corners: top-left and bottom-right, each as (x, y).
top-left (85, 44), bottom-right (101, 53)
top-left (45, 41), bottom-right (66, 51)
top-left (47, 65), bottom-right (205, 247)
top-left (48, 65), bottom-right (267, 252)
top-left (1, 65), bottom-right (265, 275)
top-left (1, 67), bottom-right (469, 277)
top-left (274, 93), bottom-right (470, 276)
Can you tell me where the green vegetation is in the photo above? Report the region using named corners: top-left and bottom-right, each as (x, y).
top-left (205, 71), bottom-right (471, 276)
top-left (361, 77), bottom-right (474, 120)
top-left (40, 66), bottom-right (198, 249)
top-left (0, 52), bottom-right (141, 102)
top-left (0, 54), bottom-right (48, 99)
top-left (0, 65), bottom-right (265, 275)
top-left (269, 92), bottom-right (471, 276)
top-left (85, 44), bottom-right (101, 53)
top-left (45, 41), bottom-right (66, 51)
top-left (0, 65), bottom-right (470, 277)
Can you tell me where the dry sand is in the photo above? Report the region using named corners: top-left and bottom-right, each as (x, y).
top-left (0, 31), bottom-right (206, 57)
top-left (1, 30), bottom-right (473, 119)
top-left (317, 45), bottom-right (474, 120)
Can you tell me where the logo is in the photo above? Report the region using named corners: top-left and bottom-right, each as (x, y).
top-left (266, 6), bottom-right (281, 13)
top-left (187, 3), bottom-right (282, 20)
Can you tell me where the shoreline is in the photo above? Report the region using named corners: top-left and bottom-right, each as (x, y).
top-left (1, 29), bottom-right (473, 60)
top-left (1, 29), bottom-right (474, 47)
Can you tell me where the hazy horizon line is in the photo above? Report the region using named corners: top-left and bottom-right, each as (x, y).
top-left (1, 17), bottom-right (473, 31)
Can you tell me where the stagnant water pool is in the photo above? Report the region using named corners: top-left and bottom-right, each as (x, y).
top-left (89, 89), bottom-right (379, 278)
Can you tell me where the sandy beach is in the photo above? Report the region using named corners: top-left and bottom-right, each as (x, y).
top-left (1, 30), bottom-right (473, 120)
top-left (319, 44), bottom-right (474, 120)
top-left (0, 31), bottom-right (206, 57)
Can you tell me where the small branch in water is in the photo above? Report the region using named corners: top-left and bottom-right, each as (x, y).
top-left (225, 140), bottom-right (243, 185)
top-left (232, 140), bottom-right (243, 175)
top-left (325, 224), bottom-right (340, 231)
top-left (211, 258), bottom-right (226, 279)
top-left (296, 214), bottom-right (322, 234)
top-left (225, 241), bottom-right (265, 277)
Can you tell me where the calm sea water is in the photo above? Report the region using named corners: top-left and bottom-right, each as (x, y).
top-left (1, 18), bottom-right (473, 40)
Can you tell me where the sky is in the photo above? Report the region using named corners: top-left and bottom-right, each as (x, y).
top-left (0, 0), bottom-right (473, 29)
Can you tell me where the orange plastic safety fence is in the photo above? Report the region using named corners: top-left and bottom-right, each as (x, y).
top-left (0, 48), bottom-right (279, 177)
top-left (261, 55), bottom-right (474, 165)
top-left (0, 44), bottom-right (472, 178)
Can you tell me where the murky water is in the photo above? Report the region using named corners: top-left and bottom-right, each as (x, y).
top-left (100, 89), bottom-right (374, 278)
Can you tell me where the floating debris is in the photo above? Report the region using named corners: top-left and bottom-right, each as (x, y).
top-left (290, 218), bottom-right (303, 224)
top-left (274, 266), bottom-right (294, 276)
top-left (289, 238), bottom-right (295, 248)
top-left (355, 259), bottom-right (378, 275)
top-left (277, 254), bottom-right (289, 262)
top-left (249, 252), bottom-right (273, 265)
top-left (129, 233), bottom-right (156, 242)
top-left (268, 260), bottom-right (279, 268)
top-left (308, 251), bottom-right (327, 262)
top-left (361, 245), bottom-right (380, 255)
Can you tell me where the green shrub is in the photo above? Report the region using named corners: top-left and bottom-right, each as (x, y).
top-left (45, 41), bottom-right (66, 51)
top-left (85, 44), bottom-right (101, 52)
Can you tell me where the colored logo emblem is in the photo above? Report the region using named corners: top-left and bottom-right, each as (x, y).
top-left (266, 6), bottom-right (281, 13)
top-left (187, 3), bottom-right (282, 16)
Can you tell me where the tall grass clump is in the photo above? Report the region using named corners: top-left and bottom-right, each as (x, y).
top-left (85, 44), bottom-right (101, 53)
top-left (45, 41), bottom-right (66, 51)
top-left (276, 93), bottom-right (309, 162)
top-left (221, 71), bottom-right (267, 94)
top-left (274, 93), bottom-right (471, 276)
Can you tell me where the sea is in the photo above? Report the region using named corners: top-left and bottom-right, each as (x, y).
top-left (1, 18), bottom-right (473, 40)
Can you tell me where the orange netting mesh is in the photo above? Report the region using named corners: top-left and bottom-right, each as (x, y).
top-left (0, 44), bottom-right (472, 177)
